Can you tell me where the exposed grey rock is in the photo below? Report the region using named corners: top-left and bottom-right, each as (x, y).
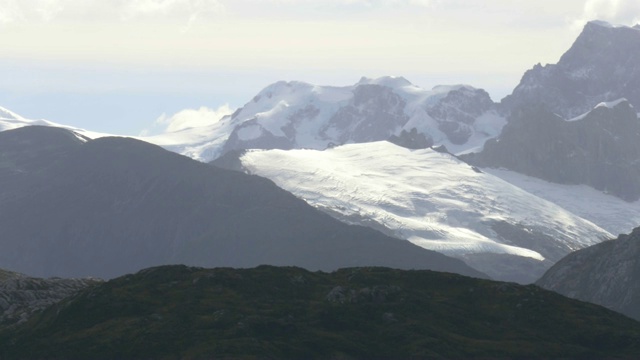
top-left (429, 86), bottom-right (495, 144)
top-left (322, 84), bottom-right (409, 144)
top-left (388, 128), bottom-right (433, 149)
top-left (537, 227), bottom-right (640, 320)
top-left (502, 21), bottom-right (640, 118)
top-left (0, 274), bottom-right (99, 326)
top-left (464, 100), bottom-right (640, 201)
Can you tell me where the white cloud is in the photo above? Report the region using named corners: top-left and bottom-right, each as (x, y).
top-left (141, 104), bottom-right (234, 136)
top-left (574, 0), bottom-right (640, 28)
top-left (0, 0), bottom-right (64, 23)
top-left (121, 0), bottom-right (224, 23)
top-left (0, 0), bottom-right (225, 25)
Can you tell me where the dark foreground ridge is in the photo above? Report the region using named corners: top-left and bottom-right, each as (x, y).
top-left (2, 265), bottom-right (639, 359)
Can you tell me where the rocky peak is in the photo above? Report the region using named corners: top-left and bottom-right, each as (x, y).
top-left (465, 100), bottom-right (640, 201)
top-left (502, 20), bottom-right (640, 119)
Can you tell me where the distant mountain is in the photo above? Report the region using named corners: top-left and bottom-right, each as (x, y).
top-left (0, 106), bottom-right (105, 139)
top-left (465, 99), bottom-right (640, 201)
top-left (0, 271), bottom-right (98, 327)
top-left (537, 227), bottom-right (640, 321)
top-left (2, 265), bottom-right (640, 359)
top-left (144, 77), bottom-right (504, 161)
top-left (502, 20), bottom-right (640, 118)
top-left (0, 126), bottom-right (484, 280)
top-left (213, 141), bottom-right (611, 283)
top-left (0, 77), bottom-right (503, 163)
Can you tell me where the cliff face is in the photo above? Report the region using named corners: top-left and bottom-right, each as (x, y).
top-left (502, 21), bottom-right (640, 118)
top-left (464, 100), bottom-right (640, 201)
top-left (537, 227), bottom-right (640, 320)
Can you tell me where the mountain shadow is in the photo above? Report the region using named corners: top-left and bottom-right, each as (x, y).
top-left (0, 126), bottom-right (484, 279)
top-left (538, 226), bottom-right (640, 321)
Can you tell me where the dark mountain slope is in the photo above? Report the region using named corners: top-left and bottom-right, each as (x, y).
top-left (538, 227), bottom-right (640, 321)
top-left (2, 265), bottom-right (639, 359)
top-left (464, 100), bottom-right (640, 201)
top-left (0, 126), bottom-right (483, 279)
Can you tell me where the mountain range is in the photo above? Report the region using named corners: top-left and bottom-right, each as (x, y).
top-left (1, 18), bottom-right (640, 358)
top-left (0, 125), bottom-right (483, 279)
top-left (2, 20), bottom-right (640, 283)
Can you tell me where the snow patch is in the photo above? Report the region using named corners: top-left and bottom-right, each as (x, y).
top-left (567, 98), bottom-right (630, 121)
top-left (595, 98), bottom-right (628, 109)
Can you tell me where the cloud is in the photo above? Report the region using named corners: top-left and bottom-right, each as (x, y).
top-left (140, 104), bottom-right (234, 136)
top-left (574, 0), bottom-right (640, 28)
top-left (252, 0), bottom-right (436, 8)
top-left (0, 0), bottom-right (225, 25)
top-left (0, 0), bottom-right (64, 23)
top-left (121, 0), bottom-right (225, 24)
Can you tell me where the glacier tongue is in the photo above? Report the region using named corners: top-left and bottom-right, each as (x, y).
top-left (238, 141), bottom-right (611, 284)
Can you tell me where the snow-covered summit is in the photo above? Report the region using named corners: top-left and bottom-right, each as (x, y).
top-left (160, 76), bottom-right (504, 162)
top-left (0, 107), bottom-right (51, 132)
top-left (357, 75), bottom-right (413, 88)
top-left (0, 107), bottom-right (111, 140)
top-left (0, 76), bottom-right (504, 162)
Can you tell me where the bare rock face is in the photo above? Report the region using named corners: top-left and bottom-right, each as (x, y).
top-left (0, 273), bottom-right (99, 326)
top-left (537, 227), bottom-right (640, 320)
top-left (502, 21), bottom-right (640, 118)
top-left (429, 86), bottom-right (495, 145)
top-left (464, 100), bottom-right (640, 201)
top-left (322, 84), bottom-right (409, 144)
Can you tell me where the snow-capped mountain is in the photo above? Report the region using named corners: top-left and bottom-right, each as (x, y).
top-left (151, 77), bottom-right (504, 162)
top-left (214, 141), bottom-right (611, 283)
top-left (502, 20), bottom-right (640, 118)
top-left (0, 106), bottom-right (108, 140)
top-left (0, 106), bottom-right (68, 132)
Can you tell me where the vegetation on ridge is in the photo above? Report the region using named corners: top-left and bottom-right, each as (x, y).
top-left (1, 265), bottom-right (639, 359)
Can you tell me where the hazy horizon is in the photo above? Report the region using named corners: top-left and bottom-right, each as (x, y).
top-left (1, 0), bottom-right (638, 135)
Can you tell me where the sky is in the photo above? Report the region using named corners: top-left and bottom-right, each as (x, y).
top-left (0, 0), bottom-right (639, 135)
